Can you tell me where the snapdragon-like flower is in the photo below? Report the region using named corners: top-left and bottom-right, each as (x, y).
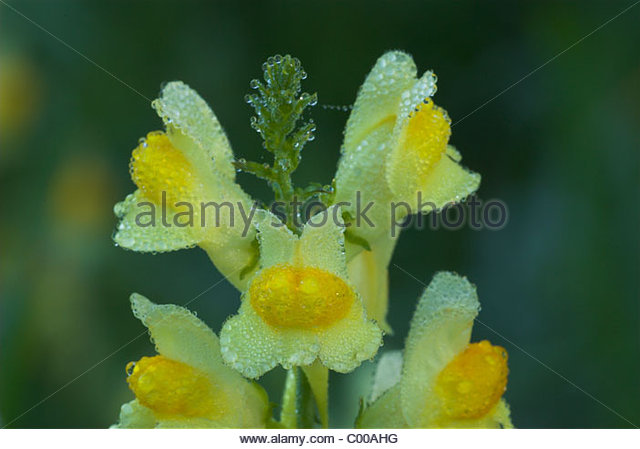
top-left (113, 82), bottom-right (257, 289)
top-left (358, 272), bottom-right (513, 428)
top-left (219, 206), bottom-right (382, 379)
top-left (334, 52), bottom-right (480, 332)
top-left (113, 294), bottom-right (269, 428)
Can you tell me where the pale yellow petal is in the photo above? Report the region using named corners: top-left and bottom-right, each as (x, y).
top-left (220, 301), bottom-right (320, 378)
top-left (370, 350), bottom-right (403, 402)
top-left (163, 125), bottom-right (255, 219)
top-left (112, 399), bottom-right (156, 429)
top-left (346, 234), bottom-right (397, 332)
top-left (318, 301), bottom-right (382, 373)
top-left (492, 399), bottom-right (514, 429)
top-left (393, 70), bottom-right (439, 137)
top-left (446, 144), bottom-right (462, 162)
top-left (357, 384), bottom-right (408, 429)
top-left (337, 54), bottom-right (439, 247)
top-left (152, 81), bottom-right (235, 182)
top-left (149, 84), bottom-right (258, 271)
top-left (430, 399), bottom-right (514, 429)
top-left (113, 190), bottom-right (198, 252)
top-left (199, 234), bottom-right (259, 292)
top-left (241, 382), bottom-right (272, 428)
top-left (412, 152), bottom-right (481, 212)
top-left (334, 123), bottom-right (397, 245)
top-left (343, 51), bottom-right (417, 154)
top-left (254, 209), bottom-right (297, 269)
top-left (297, 205), bottom-right (347, 277)
top-left (400, 272), bottom-right (479, 427)
top-left (130, 293), bottom-right (223, 373)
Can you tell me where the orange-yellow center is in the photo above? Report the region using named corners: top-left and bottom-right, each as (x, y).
top-left (434, 340), bottom-right (508, 419)
top-left (126, 355), bottom-right (222, 419)
top-left (249, 264), bottom-right (355, 329)
top-left (130, 131), bottom-right (199, 206)
top-left (402, 98), bottom-right (451, 175)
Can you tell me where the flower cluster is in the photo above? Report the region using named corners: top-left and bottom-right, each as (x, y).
top-left (111, 51), bottom-right (512, 428)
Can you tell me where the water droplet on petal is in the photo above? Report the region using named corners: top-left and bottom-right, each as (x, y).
top-left (126, 361), bottom-right (136, 377)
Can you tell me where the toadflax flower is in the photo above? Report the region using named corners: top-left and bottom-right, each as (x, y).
top-left (332, 52), bottom-right (481, 332)
top-left (358, 272), bottom-right (513, 428)
top-left (113, 294), bottom-right (269, 428)
top-left (113, 82), bottom-right (258, 289)
top-left (219, 205), bottom-right (383, 379)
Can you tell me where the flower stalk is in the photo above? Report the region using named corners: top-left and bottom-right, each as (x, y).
top-left (280, 367), bottom-right (315, 429)
top-left (239, 54), bottom-right (318, 232)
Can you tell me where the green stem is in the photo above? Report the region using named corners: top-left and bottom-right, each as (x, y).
top-left (279, 367), bottom-right (316, 428)
top-left (280, 368), bottom-right (298, 428)
top-left (301, 362), bottom-right (329, 428)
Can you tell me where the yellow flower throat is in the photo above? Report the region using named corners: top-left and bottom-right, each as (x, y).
top-left (126, 355), bottom-right (223, 420)
top-left (250, 264), bottom-right (355, 329)
top-left (130, 132), bottom-right (199, 206)
top-left (402, 98), bottom-right (451, 175)
top-left (435, 340), bottom-right (508, 419)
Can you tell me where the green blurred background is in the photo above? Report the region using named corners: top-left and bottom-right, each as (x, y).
top-left (1, 0), bottom-right (638, 429)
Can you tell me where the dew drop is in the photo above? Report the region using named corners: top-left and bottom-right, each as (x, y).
top-left (126, 361), bottom-right (136, 377)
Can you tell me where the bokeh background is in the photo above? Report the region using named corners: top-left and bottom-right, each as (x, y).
top-left (1, 0), bottom-right (638, 429)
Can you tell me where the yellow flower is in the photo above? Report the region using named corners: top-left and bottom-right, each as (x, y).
top-left (358, 272), bottom-right (513, 428)
top-left (219, 206), bottom-right (383, 378)
top-left (334, 51), bottom-right (481, 332)
top-left (113, 294), bottom-right (269, 428)
top-left (113, 82), bottom-right (258, 289)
